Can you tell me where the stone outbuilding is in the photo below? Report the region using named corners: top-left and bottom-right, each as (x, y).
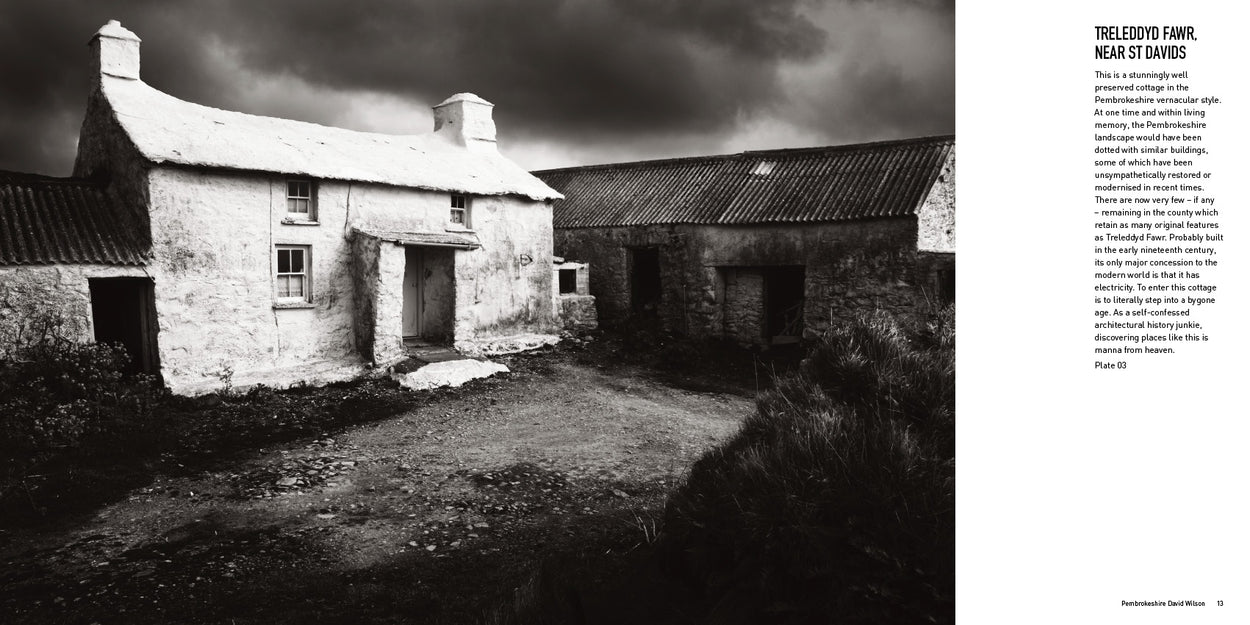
top-left (533, 136), bottom-right (955, 347)
top-left (0, 21), bottom-right (563, 394)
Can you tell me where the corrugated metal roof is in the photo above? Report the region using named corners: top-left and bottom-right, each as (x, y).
top-left (0, 171), bottom-right (150, 266)
top-left (535, 135), bottom-right (954, 228)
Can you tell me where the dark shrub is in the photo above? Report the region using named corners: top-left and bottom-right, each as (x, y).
top-left (0, 315), bottom-right (167, 506)
top-left (660, 309), bottom-right (955, 624)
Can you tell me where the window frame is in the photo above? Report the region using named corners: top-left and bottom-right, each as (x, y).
top-left (449, 194), bottom-right (471, 229)
top-left (274, 244), bottom-right (312, 305)
top-left (285, 179), bottom-right (317, 222)
top-left (558, 268), bottom-right (578, 294)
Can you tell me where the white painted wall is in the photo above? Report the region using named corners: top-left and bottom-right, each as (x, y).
top-left (917, 149), bottom-right (956, 253)
top-left (142, 167), bottom-right (555, 393)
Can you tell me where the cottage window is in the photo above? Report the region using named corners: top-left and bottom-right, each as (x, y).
top-left (275, 245), bottom-right (311, 303)
top-left (286, 180), bottom-right (316, 220)
top-left (558, 269), bottom-right (577, 294)
top-left (449, 194), bottom-right (470, 228)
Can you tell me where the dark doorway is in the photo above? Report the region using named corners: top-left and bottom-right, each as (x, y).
top-left (89, 278), bottom-right (159, 374)
top-left (629, 247), bottom-right (661, 316)
top-left (938, 266), bottom-right (955, 304)
top-left (403, 246), bottom-right (456, 345)
top-left (558, 269), bottom-right (577, 294)
top-left (764, 267), bottom-right (805, 344)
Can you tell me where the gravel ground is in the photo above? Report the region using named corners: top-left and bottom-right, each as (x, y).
top-left (0, 349), bottom-right (754, 624)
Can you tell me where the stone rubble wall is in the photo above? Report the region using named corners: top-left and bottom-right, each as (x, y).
top-left (554, 218), bottom-right (939, 343)
top-left (917, 149), bottom-right (956, 254)
top-left (720, 267), bottom-right (766, 345)
top-left (0, 264), bottom-right (149, 355)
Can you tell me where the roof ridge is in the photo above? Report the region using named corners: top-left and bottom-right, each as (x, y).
top-left (532, 135), bottom-right (955, 175)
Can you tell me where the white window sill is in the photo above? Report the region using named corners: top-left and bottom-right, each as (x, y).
top-left (273, 301), bottom-right (315, 310)
top-left (445, 226), bottom-right (475, 233)
top-left (282, 218), bottom-right (320, 226)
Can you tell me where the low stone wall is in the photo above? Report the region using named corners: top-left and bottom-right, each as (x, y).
top-left (555, 295), bottom-right (598, 331)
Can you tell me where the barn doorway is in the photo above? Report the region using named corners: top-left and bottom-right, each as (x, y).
top-left (402, 246), bottom-right (455, 345)
top-left (764, 266), bottom-right (805, 344)
top-left (88, 277), bottom-right (159, 374)
top-left (629, 247), bottom-right (661, 316)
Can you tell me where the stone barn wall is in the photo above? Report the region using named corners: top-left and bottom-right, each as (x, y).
top-left (720, 267), bottom-right (766, 344)
top-left (555, 217), bottom-right (932, 343)
top-left (0, 264), bottom-right (150, 354)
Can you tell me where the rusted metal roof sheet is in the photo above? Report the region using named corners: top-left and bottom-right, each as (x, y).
top-left (0, 171), bottom-right (150, 265)
top-left (536, 135), bottom-right (954, 228)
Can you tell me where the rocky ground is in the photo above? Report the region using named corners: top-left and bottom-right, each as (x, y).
top-left (0, 342), bottom-right (757, 624)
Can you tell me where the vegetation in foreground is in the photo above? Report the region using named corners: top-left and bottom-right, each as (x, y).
top-left (0, 314), bottom-right (418, 525)
top-left (1, 307), bottom-right (955, 624)
top-left (659, 308), bottom-right (955, 624)
top-left (487, 308), bottom-right (955, 624)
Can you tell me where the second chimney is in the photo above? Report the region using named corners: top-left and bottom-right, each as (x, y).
top-left (433, 93), bottom-right (496, 152)
top-left (90, 20), bottom-right (141, 81)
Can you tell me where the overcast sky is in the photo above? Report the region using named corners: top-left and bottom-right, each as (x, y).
top-left (0, 0), bottom-right (953, 176)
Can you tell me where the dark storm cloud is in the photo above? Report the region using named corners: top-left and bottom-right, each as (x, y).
top-left (0, 0), bottom-right (953, 174)
top-left (174, 0), bottom-right (828, 139)
top-left (606, 0), bottom-right (827, 59)
top-left (784, 2), bottom-right (955, 144)
top-left (0, 0), bottom-right (253, 174)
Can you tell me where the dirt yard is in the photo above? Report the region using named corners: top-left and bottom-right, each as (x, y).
top-left (0, 346), bottom-right (756, 624)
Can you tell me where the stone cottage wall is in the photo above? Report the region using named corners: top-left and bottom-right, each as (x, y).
top-left (0, 264), bottom-right (149, 355)
top-left (347, 187), bottom-right (556, 359)
top-left (349, 233), bottom-right (381, 363)
top-left (451, 195), bottom-right (555, 347)
top-left (143, 168), bottom-right (362, 393)
top-left (124, 165), bottom-right (558, 392)
top-left (917, 149), bottom-right (956, 253)
top-left (555, 218), bottom-right (928, 343)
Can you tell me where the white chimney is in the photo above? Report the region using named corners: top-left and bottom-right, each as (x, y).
top-left (90, 20), bottom-right (141, 81)
top-left (433, 93), bottom-right (496, 152)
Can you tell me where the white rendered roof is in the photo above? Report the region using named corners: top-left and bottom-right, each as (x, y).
top-left (100, 76), bottom-right (562, 201)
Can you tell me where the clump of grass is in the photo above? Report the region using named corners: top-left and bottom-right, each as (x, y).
top-left (478, 559), bottom-right (587, 625)
top-left (660, 308), bottom-right (955, 624)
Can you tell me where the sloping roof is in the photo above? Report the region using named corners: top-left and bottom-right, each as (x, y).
top-left (100, 77), bottom-right (562, 202)
top-left (535, 135), bottom-right (954, 228)
top-left (0, 171), bottom-right (150, 266)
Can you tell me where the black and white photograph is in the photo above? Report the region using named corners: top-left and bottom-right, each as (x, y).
top-left (0, 1), bottom-right (955, 623)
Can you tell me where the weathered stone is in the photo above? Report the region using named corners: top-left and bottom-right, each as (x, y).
top-left (390, 359), bottom-right (509, 391)
top-left (455, 333), bottom-right (559, 357)
top-left (554, 219), bottom-right (940, 344)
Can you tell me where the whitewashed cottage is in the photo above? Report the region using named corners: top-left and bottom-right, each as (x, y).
top-left (1, 21), bottom-right (563, 394)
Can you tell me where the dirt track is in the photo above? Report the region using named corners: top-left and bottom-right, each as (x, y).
top-left (0, 354), bottom-right (754, 624)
